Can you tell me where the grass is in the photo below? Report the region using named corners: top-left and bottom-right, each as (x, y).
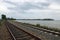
top-left (0, 20), bottom-right (5, 26)
top-left (35, 24), bottom-right (60, 32)
top-left (20, 22), bottom-right (60, 32)
top-left (35, 24), bottom-right (40, 27)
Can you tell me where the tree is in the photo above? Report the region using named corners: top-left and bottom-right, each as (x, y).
top-left (1, 14), bottom-right (6, 20)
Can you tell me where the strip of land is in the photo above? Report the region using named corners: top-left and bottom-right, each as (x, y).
top-left (8, 20), bottom-right (60, 40)
top-left (0, 21), bottom-right (12, 40)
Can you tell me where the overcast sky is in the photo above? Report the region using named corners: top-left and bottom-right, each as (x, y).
top-left (0, 0), bottom-right (60, 20)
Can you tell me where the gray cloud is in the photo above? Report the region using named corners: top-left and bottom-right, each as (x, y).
top-left (53, 0), bottom-right (60, 3)
top-left (48, 0), bottom-right (60, 4)
top-left (4, 0), bottom-right (17, 5)
top-left (6, 1), bottom-right (50, 14)
top-left (8, 2), bottom-right (50, 12)
top-left (0, 0), bottom-right (60, 20)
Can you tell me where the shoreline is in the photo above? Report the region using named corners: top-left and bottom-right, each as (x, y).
top-left (18, 22), bottom-right (60, 32)
top-left (10, 20), bottom-right (60, 32)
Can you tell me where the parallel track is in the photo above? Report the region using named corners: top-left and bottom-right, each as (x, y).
top-left (5, 22), bottom-right (41, 40)
top-left (17, 22), bottom-right (60, 36)
top-left (10, 21), bottom-right (60, 40)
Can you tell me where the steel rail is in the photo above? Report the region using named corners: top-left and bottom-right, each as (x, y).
top-left (5, 21), bottom-right (41, 40)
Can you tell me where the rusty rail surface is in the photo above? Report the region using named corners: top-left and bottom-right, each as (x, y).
top-left (5, 21), bottom-right (41, 40)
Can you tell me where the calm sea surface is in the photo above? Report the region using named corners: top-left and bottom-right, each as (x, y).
top-left (16, 20), bottom-right (60, 29)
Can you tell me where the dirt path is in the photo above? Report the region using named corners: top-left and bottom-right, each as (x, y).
top-left (0, 22), bottom-right (12, 40)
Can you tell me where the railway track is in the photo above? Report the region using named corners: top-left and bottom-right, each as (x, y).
top-left (16, 22), bottom-right (60, 36)
top-left (8, 21), bottom-right (60, 40)
top-left (5, 22), bottom-right (41, 40)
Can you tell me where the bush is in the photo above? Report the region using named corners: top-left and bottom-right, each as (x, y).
top-left (35, 24), bottom-right (40, 27)
top-left (1, 14), bottom-right (6, 20)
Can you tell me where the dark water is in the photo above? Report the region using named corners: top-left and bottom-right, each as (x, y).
top-left (16, 20), bottom-right (60, 29)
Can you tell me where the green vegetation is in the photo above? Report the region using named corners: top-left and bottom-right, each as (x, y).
top-left (1, 14), bottom-right (16, 20)
top-left (35, 24), bottom-right (41, 27)
top-left (0, 14), bottom-right (7, 26)
top-left (2, 14), bottom-right (6, 20)
top-left (0, 20), bottom-right (2, 26)
top-left (0, 14), bottom-right (16, 26)
top-left (35, 24), bottom-right (60, 32)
